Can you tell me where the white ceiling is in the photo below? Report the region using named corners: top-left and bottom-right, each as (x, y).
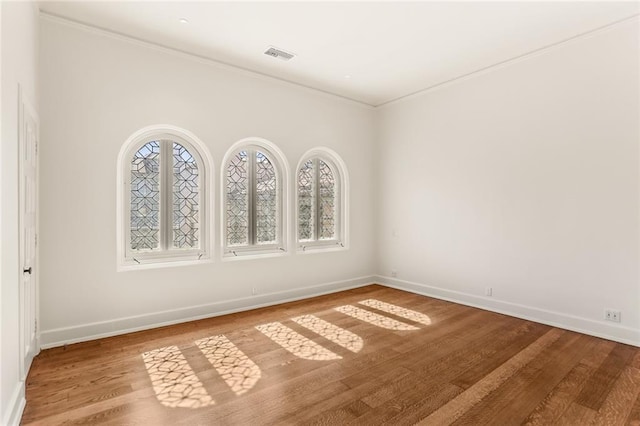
top-left (39, 1), bottom-right (639, 106)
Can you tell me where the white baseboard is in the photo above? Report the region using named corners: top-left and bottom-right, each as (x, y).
top-left (3, 381), bottom-right (25, 426)
top-left (40, 276), bottom-right (376, 348)
top-left (40, 274), bottom-right (640, 349)
top-left (376, 275), bottom-right (640, 347)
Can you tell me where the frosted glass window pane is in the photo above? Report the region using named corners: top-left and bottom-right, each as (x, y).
top-left (318, 160), bottom-right (336, 240)
top-left (172, 143), bottom-right (200, 249)
top-left (297, 160), bottom-right (314, 241)
top-left (255, 151), bottom-right (277, 244)
top-left (130, 141), bottom-right (161, 250)
top-left (226, 151), bottom-right (249, 246)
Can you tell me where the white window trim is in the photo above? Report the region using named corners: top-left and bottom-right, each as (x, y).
top-left (221, 137), bottom-right (290, 260)
top-left (116, 125), bottom-right (214, 271)
top-left (295, 147), bottom-right (349, 254)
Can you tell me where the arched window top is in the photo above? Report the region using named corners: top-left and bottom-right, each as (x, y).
top-left (296, 147), bottom-right (349, 252)
top-left (222, 137), bottom-right (289, 168)
top-left (120, 126), bottom-right (213, 162)
top-left (297, 147), bottom-right (348, 184)
top-left (117, 125), bottom-right (213, 270)
top-left (221, 137), bottom-right (289, 259)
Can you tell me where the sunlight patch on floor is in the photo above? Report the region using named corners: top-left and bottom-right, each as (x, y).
top-left (335, 305), bottom-right (419, 330)
top-left (359, 299), bottom-right (432, 325)
top-left (195, 335), bottom-right (262, 396)
top-left (256, 322), bottom-right (342, 361)
top-left (142, 346), bottom-right (214, 408)
top-left (291, 314), bottom-right (364, 353)
top-left (140, 299), bottom-right (424, 408)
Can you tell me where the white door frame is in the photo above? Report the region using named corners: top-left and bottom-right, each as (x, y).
top-left (18, 84), bottom-right (40, 380)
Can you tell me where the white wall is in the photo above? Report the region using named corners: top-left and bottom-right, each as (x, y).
top-left (1, 2), bottom-right (39, 424)
top-left (38, 12), bottom-right (639, 350)
top-left (38, 17), bottom-right (376, 346)
top-left (376, 20), bottom-right (640, 345)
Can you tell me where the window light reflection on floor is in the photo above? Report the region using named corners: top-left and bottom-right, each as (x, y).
top-left (334, 305), bottom-right (419, 330)
top-left (256, 321), bottom-right (342, 361)
top-left (359, 299), bottom-right (432, 325)
top-left (141, 346), bottom-right (214, 408)
top-left (141, 298), bottom-right (427, 408)
top-left (195, 335), bottom-right (262, 396)
top-left (291, 314), bottom-right (363, 353)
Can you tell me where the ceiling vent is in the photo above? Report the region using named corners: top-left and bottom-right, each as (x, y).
top-left (264, 46), bottom-right (295, 61)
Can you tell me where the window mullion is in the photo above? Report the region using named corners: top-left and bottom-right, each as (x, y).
top-left (335, 165), bottom-right (340, 242)
top-left (161, 140), bottom-right (172, 251)
top-left (314, 158), bottom-right (320, 241)
top-left (276, 158), bottom-right (281, 247)
top-left (249, 149), bottom-right (256, 246)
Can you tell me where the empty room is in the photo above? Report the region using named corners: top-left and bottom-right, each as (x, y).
top-left (1, 1), bottom-right (639, 424)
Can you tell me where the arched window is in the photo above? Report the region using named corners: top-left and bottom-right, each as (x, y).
top-left (117, 125), bottom-right (213, 269)
top-left (222, 138), bottom-right (288, 258)
top-left (296, 148), bottom-right (348, 252)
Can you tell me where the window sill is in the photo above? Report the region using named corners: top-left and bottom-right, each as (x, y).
top-left (297, 242), bottom-right (348, 255)
top-left (118, 256), bottom-right (212, 272)
top-left (222, 248), bottom-right (289, 262)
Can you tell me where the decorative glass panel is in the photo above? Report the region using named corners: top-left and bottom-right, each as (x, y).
top-left (172, 143), bottom-right (199, 249)
top-left (318, 160), bottom-right (336, 239)
top-left (130, 141), bottom-right (160, 250)
top-left (255, 151), bottom-right (277, 244)
top-left (226, 151), bottom-right (249, 246)
top-left (298, 160), bottom-right (314, 241)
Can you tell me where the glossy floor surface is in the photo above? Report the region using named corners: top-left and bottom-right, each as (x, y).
top-left (22, 285), bottom-right (640, 425)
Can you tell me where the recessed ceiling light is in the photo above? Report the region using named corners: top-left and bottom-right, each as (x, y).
top-left (179, 18), bottom-right (189, 24)
top-left (344, 75), bottom-right (352, 79)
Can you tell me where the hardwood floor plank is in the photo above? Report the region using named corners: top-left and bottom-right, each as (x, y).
top-left (632, 350), bottom-right (640, 370)
top-left (450, 321), bottom-right (550, 390)
top-left (591, 365), bottom-right (640, 425)
top-left (385, 384), bottom-right (465, 426)
top-left (174, 335), bottom-right (410, 424)
top-left (358, 316), bottom-right (516, 409)
top-left (522, 339), bottom-right (615, 426)
top-left (575, 343), bottom-right (637, 410)
top-left (557, 402), bottom-right (597, 425)
top-left (521, 363), bottom-right (592, 426)
top-left (415, 328), bottom-right (564, 425)
top-left (450, 333), bottom-right (595, 425)
top-left (342, 399), bottom-right (370, 418)
top-left (23, 387), bottom-right (159, 425)
top-left (339, 309), bottom-right (490, 390)
top-left (349, 318), bottom-right (544, 425)
top-left (183, 374), bottom-right (351, 425)
top-left (283, 366), bottom-right (414, 424)
top-left (626, 392), bottom-right (640, 425)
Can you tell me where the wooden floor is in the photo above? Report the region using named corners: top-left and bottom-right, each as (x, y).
top-left (23, 285), bottom-right (640, 425)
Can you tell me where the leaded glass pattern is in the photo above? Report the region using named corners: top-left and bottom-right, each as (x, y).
top-left (255, 151), bottom-right (277, 244)
top-left (227, 151), bottom-right (249, 246)
top-left (172, 143), bottom-right (199, 249)
top-left (298, 160), bottom-right (315, 241)
top-left (130, 141), bottom-right (160, 250)
top-left (297, 157), bottom-right (338, 245)
top-left (318, 160), bottom-right (336, 240)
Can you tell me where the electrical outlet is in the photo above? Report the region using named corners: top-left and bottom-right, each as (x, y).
top-left (604, 309), bottom-right (621, 323)
top-left (252, 287), bottom-right (257, 296)
top-left (391, 269), bottom-right (397, 278)
top-left (485, 287), bottom-right (492, 297)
